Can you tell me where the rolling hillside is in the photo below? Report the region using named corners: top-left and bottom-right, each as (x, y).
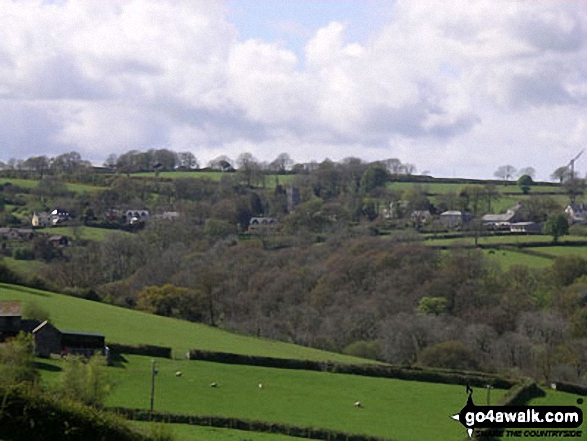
top-left (0, 283), bottom-right (367, 363)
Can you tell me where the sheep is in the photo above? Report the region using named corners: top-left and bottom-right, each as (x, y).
top-left (354, 401), bottom-right (362, 408)
top-left (210, 382), bottom-right (218, 388)
top-left (175, 371), bottom-right (182, 377)
top-left (258, 383), bottom-right (263, 389)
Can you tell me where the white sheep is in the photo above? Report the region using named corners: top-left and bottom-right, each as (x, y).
top-left (258, 383), bottom-right (263, 389)
top-left (175, 371), bottom-right (182, 377)
top-left (210, 382), bottom-right (218, 388)
top-left (354, 401), bottom-right (362, 408)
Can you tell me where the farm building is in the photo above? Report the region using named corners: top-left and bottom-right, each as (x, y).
top-left (510, 222), bottom-right (542, 234)
top-left (0, 301), bottom-right (107, 359)
top-left (440, 211), bottom-right (473, 228)
top-left (482, 204), bottom-right (523, 229)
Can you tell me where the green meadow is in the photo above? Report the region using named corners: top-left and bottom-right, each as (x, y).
top-left (0, 283), bottom-right (365, 363)
top-left (129, 171), bottom-right (297, 187)
top-left (482, 249), bottom-right (553, 269)
top-left (41, 354), bottom-right (505, 441)
top-left (0, 177), bottom-right (105, 193)
top-left (43, 225), bottom-right (128, 242)
top-left (424, 235), bottom-right (587, 248)
top-left (133, 422), bottom-right (304, 441)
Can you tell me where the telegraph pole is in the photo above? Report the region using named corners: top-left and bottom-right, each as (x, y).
top-left (150, 359), bottom-right (157, 414)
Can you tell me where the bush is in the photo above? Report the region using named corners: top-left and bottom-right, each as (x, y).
top-left (418, 340), bottom-right (479, 371)
top-left (342, 340), bottom-right (381, 360)
top-left (0, 332), bottom-right (39, 387)
top-left (52, 354), bottom-right (111, 407)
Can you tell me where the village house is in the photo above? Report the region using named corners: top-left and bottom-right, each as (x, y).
top-left (248, 217), bottom-right (277, 233)
top-left (125, 210), bottom-right (150, 224)
top-left (410, 210), bottom-right (432, 225)
top-left (48, 235), bottom-right (70, 247)
top-left (565, 204), bottom-right (587, 223)
top-left (32, 209), bottom-right (71, 227)
top-left (440, 211), bottom-right (473, 229)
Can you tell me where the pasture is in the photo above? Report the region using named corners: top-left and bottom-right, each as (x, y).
top-left (43, 225), bottom-right (128, 242)
top-left (133, 422), bottom-right (303, 441)
top-left (129, 171), bottom-right (297, 187)
top-left (0, 177), bottom-right (105, 193)
top-left (424, 235), bottom-right (587, 248)
top-left (482, 249), bottom-right (553, 269)
top-left (0, 283), bottom-right (365, 363)
top-left (41, 354), bottom-right (507, 441)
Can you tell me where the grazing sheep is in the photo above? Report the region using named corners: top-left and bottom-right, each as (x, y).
top-left (210, 382), bottom-right (218, 388)
top-left (258, 383), bottom-right (263, 389)
top-left (175, 371), bottom-right (182, 377)
top-left (354, 401), bottom-right (362, 408)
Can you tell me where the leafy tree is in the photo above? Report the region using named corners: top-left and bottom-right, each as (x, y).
top-left (0, 333), bottom-right (38, 387)
top-left (360, 164), bottom-right (388, 194)
top-left (551, 255), bottom-right (587, 286)
top-left (517, 174), bottom-right (534, 194)
top-left (416, 296), bottom-right (448, 315)
top-left (53, 354), bottom-right (111, 406)
top-left (543, 213), bottom-right (569, 243)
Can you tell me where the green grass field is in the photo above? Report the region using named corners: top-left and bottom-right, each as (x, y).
top-left (425, 235), bottom-right (587, 248)
top-left (483, 249), bottom-right (553, 269)
top-left (129, 171), bottom-right (297, 187)
top-left (387, 182), bottom-right (564, 195)
top-left (0, 178), bottom-right (105, 193)
top-left (0, 283), bottom-right (366, 363)
top-left (528, 246), bottom-right (587, 259)
top-left (133, 421), bottom-right (303, 441)
top-left (41, 225), bottom-right (127, 242)
top-left (41, 354), bottom-right (506, 441)
top-left (0, 256), bottom-right (47, 275)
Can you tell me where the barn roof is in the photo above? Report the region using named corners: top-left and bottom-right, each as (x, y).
top-left (0, 301), bottom-right (21, 317)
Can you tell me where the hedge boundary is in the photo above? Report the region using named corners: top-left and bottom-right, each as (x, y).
top-left (108, 343), bottom-right (172, 359)
top-left (187, 349), bottom-right (514, 389)
top-left (0, 385), bottom-right (149, 441)
top-left (110, 407), bottom-right (397, 441)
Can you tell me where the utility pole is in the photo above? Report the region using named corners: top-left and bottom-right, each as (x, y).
top-left (150, 359), bottom-right (158, 414)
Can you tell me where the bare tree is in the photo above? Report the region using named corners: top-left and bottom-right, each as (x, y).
top-left (518, 166), bottom-right (536, 179)
top-left (493, 165), bottom-right (517, 184)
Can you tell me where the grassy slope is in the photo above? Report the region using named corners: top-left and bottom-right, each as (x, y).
top-left (42, 354), bottom-right (505, 441)
top-left (42, 225), bottom-right (128, 241)
top-left (483, 249), bottom-right (553, 269)
top-left (0, 177), bottom-right (105, 193)
top-left (133, 422), bottom-right (303, 441)
top-left (424, 235), bottom-right (587, 247)
top-left (0, 283), bottom-right (365, 363)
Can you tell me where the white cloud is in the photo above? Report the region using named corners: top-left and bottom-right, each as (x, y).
top-left (0, 0), bottom-right (584, 180)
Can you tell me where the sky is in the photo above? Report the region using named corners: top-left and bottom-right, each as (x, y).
top-left (0, 0), bottom-right (586, 180)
